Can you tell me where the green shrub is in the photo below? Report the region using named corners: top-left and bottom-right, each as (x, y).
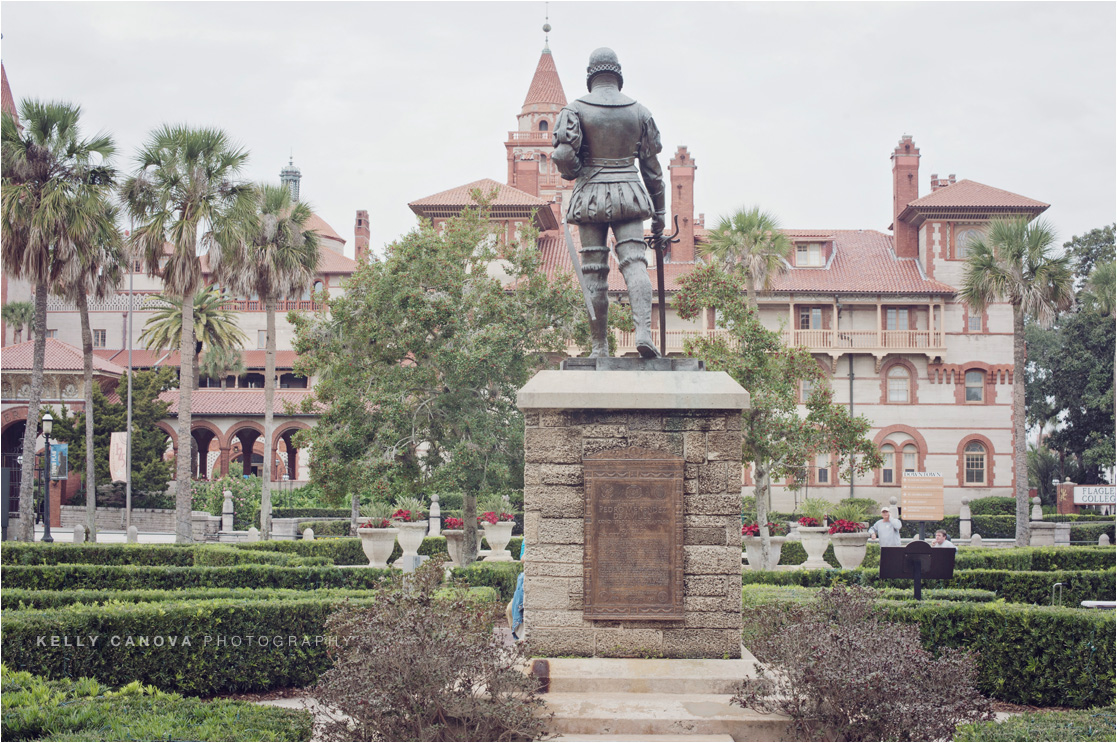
top-left (233, 538), bottom-right (366, 565)
top-left (192, 476), bottom-right (263, 531)
top-left (297, 519), bottom-right (351, 537)
top-left (450, 561), bottom-right (524, 602)
top-left (968, 496), bottom-right (1017, 516)
top-left (272, 507), bottom-right (350, 519)
top-left (1, 588), bottom-right (497, 697)
top-left (1, 543), bottom-right (194, 566)
top-left (953, 706), bottom-right (1116, 741)
top-left (0, 666), bottom-right (313, 742)
top-left (1, 564), bottom-right (395, 591)
top-left (955, 546), bottom-right (1116, 572)
top-left (1071, 522), bottom-right (1116, 543)
top-left (2, 587), bottom-right (382, 610)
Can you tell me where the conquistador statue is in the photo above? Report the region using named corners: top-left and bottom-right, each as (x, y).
top-left (552, 47), bottom-right (665, 359)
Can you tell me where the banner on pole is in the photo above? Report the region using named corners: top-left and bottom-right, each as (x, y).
top-left (49, 443), bottom-right (68, 481)
top-left (110, 432), bottom-right (129, 483)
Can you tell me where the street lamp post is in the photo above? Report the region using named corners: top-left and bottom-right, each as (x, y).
top-left (41, 413), bottom-right (54, 543)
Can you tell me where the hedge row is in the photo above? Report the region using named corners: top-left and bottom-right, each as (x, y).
top-left (272, 507), bottom-right (350, 519)
top-left (297, 519), bottom-right (350, 536)
top-left (740, 566), bottom-right (1116, 606)
top-left (954, 546), bottom-right (1115, 572)
top-left (232, 535), bottom-right (524, 566)
top-left (2, 587), bottom-right (383, 611)
top-left (742, 584), bottom-right (997, 606)
top-left (1, 588), bottom-right (500, 697)
top-left (740, 585), bottom-right (1115, 708)
top-left (953, 705), bottom-right (1116, 741)
top-left (450, 561), bottom-right (524, 602)
top-left (893, 515), bottom-right (1115, 542)
top-left (1, 564), bottom-right (395, 591)
top-left (0, 542), bottom-right (330, 568)
top-left (1, 666), bottom-right (313, 742)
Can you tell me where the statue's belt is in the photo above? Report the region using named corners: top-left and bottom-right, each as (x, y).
top-left (577, 156), bottom-right (643, 184)
top-left (585, 157), bottom-right (635, 167)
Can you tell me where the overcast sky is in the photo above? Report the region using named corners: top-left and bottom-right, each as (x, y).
top-left (3, 2), bottom-right (1114, 258)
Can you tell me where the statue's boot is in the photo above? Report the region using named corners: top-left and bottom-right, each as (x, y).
top-left (580, 248), bottom-right (611, 358)
top-left (618, 240), bottom-right (661, 358)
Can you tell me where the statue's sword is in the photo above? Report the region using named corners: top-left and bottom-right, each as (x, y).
top-left (564, 218), bottom-right (596, 322)
top-left (646, 215), bottom-right (681, 357)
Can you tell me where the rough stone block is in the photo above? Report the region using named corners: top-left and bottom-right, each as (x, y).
top-left (528, 628), bottom-right (595, 657)
top-left (724, 413), bottom-right (741, 431)
top-left (684, 545), bottom-right (738, 575)
top-left (727, 522), bottom-right (742, 547)
top-left (531, 610), bottom-right (591, 628)
top-left (685, 514), bottom-right (724, 528)
top-left (626, 411), bottom-right (663, 430)
top-left (726, 461), bottom-right (744, 490)
top-left (539, 517), bottom-right (583, 544)
top-left (525, 427), bottom-right (583, 464)
top-left (583, 437), bottom-right (628, 456)
top-left (663, 629), bottom-right (734, 659)
top-left (706, 432), bottom-right (739, 462)
top-left (685, 595), bottom-right (739, 613)
top-left (594, 628), bottom-right (665, 658)
top-left (535, 486), bottom-right (585, 519)
top-left (698, 462), bottom-right (729, 494)
top-left (582, 424), bottom-right (627, 438)
top-left (684, 611), bottom-right (741, 630)
top-left (683, 431), bottom-right (707, 463)
top-left (524, 463), bottom-right (542, 486)
top-left (528, 561), bottom-right (582, 578)
top-left (524, 511), bottom-right (540, 545)
top-left (684, 575), bottom-right (728, 596)
top-left (685, 493), bottom-right (739, 516)
top-left (524, 576), bottom-right (579, 611)
top-left (529, 543), bottom-right (582, 564)
top-left (685, 526), bottom-right (726, 546)
top-left (541, 464), bottom-right (583, 486)
top-left (524, 411), bottom-right (540, 427)
top-left (626, 431), bottom-right (684, 456)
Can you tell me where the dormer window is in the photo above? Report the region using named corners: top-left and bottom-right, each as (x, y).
top-left (796, 243), bottom-right (823, 267)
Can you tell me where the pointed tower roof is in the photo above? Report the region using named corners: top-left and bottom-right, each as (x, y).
top-left (1, 63), bottom-right (19, 125)
top-left (522, 50), bottom-right (566, 109)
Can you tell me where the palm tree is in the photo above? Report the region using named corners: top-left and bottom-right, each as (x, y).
top-left (122, 126), bottom-right (253, 543)
top-left (54, 198), bottom-right (124, 542)
top-left (199, 345), bottom-right (246, 389)
top-left (1, 99), bottom-right (115, 542)
top-left (215, 183), bottom-right (320, 538)
top-left (140, 286), bottom-right (249, 385)
top-left (698, 206), bottom-right (792, 307)
top-left (2, 300), bottom-right (34, 343)
top-left (1084, 261), bottom-right (1115, 317)
top-left (959, 217), bottom-right (1074, 546)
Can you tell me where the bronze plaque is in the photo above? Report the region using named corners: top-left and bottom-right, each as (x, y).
top-left (583, 447), bottom-right (685, 621)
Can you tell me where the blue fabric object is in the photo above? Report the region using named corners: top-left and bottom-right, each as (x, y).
top-left (510, 540), bottom-right (526, 633)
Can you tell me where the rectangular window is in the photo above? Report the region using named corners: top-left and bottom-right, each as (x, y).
top-left (903, 447), bottom-right (917, 474)
top-left (796, 243), bottom-right (823, 267)
top-left (46, 329), bottom-right (58, 339)
top-left (816, 453), bottom-right (830, 484)
top-left (967, 314), bottom-right (982, 333)
top-left (92, 329), bottom-right (107, 348)
top-left (965, 370), bottom-right (985, 402)
top-left (882, 450), bottom-right (894, 484)
top-left (886, 308), bottom-right (909, 330)
top-left (965, 454), bottom-right (985, 484)
top-left (257, 330), bottom-right (267, 349)
top-left (799, 308), bottom-right (822, 329)
top-left (800, 379), bottom-right (814, 403)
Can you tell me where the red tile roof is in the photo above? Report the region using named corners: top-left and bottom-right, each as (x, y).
top-left (306, 212), bottom-right (346, 245)
top-left (3, 338), bottom-right (127, 375)
top-left (537, 228), bottom-right (954, 296)
top-left (410, 179), bottom-right (553, 209)
top-left (316, 248), bottom-right (358, 274)
top-left (93, 348), bottom-right (300, 370)
top-left (158, 388), bottom-right (317, 416)
top-left (902, 179), bottom-right (1048, 216)
top-left (523, 50), bottom-right (567, 108)
top-left (1, 63), bottom-right (17, 123)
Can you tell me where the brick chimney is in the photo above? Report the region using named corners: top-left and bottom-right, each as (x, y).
top-left (513, 155), bottom-right (540, 197)
top-left (354, 210), bottom-right (370, 262)
top-left (668, 146), bottom-right (696, 262)
top-left (891, 135), bottom-right (920, 259)
top-left (930, 173), bottom-right (956, 191)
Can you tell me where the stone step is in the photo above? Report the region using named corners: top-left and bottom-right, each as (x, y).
top-left (534, 648), bottom-right (763, 695)
top-left (541, 692), bottom-right (789, 741)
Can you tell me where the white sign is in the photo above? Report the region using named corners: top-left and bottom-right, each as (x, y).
top-left (901, 473), bottom-right (945, 521)
top-left (1074, 486), bottom-right (1116, 505)
top-left (110, 432), bottom-right (129, 483)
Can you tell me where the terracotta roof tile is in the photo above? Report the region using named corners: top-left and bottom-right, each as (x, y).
top-left (306, 212), bottom-right (346, 245)
top-left (1, 63), bottom-right (17, 124)
top-left (93, 348), bottom-right (300, 370)
top-left (316, 248), bottom-right (358, 274)
top-left (409, 179), bottom-right (552, 209)
top-left (905, 179), bottom-right (1048, 211)
top-left (158, 388), bottom-right (317, 416)
top-left (2, 338), bottom-right (127, 375)
top-left (523, 50), bottom-right (567, 108)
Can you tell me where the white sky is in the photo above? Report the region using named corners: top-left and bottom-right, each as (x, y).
top-left (3, 1), bottom-right (1114, 258)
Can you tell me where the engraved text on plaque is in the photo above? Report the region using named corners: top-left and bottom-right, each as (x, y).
top-left (583, 447), bottom-right (685, 620)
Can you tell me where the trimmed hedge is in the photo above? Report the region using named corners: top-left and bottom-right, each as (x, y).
top-left (884, 600), bottom-right (1116, 708)
top-left (297, 519), bottom-right (351, 537)
top-left (0, 542), bottom-right (331, 568)
top-left (954, 546), bottom-right (1116, 572)
top-left (740, 566), bottom-right (1116, 605)
top-left (2, 564), bottom-right (395, 591)
top-left (1, 588), bottom-right (500, 697)
top-left (742, 584), bottom-right (996, 605)
top-left (968, 496), bottom-right (1017, 516)
top-left (451, 561), bottom-right (524, 602)
top-left (2, 587), bottom-right (383, 610)
top-left (272, 507), bottom-right (349, 519)
top-left (1, 666), bottom-right (313, 742)
top-left (953, 705), bottom-right (1116, 741)
top-left (231, 535), bottom-right (524, 566)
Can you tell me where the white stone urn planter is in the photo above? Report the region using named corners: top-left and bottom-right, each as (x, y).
top-left (742, 536), bottom-right (787, 570)
top-left (357, 526), bottom-right (399, 568)
top-left (797, 525), bottom-right (832, 569)
top-left (393, 521), bottom-right (428, 564)
top-left (441, 529), bottom-right (465, 566)
top-left (481, 522), bottom-right (515, 561)
top-left (829, 531), bottom-right (871, 570)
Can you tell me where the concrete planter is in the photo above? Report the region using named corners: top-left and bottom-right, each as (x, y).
top-left (357, 527), bottom-right (398, 568)
top-left (742, 536), bottom-right (787, 570)
top-left (482, 522), bottom-right (515, 561)
top-left (392, 521), bottom-right (428, 563)
top-left (829, 531), bottom-right (870, 570)
top-left (797, 526), bottom-right (831, 569)
top-left (442, 529), bottom-right (464, 566)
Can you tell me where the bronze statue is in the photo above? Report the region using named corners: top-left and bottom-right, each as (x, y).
top-left (553, 47), bottom-right (666, 359)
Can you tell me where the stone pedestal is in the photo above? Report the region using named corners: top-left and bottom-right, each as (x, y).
top-left (1030, 522), bottom-right (1056, 547)
top-left (517, 366), bottom-right (749, 659)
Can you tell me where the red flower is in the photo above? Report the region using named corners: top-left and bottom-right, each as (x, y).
top-left (828, 519), bottom-right (865, 535)
top-left (798, 516), bottom-right (821, 527)
top-left (443, 517), bottom-right (465, 530)
top-left (479, 511), bottom-right (514, 525)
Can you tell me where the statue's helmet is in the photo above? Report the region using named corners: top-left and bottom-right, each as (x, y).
top-left (586, 47), bottom-right (623, 91)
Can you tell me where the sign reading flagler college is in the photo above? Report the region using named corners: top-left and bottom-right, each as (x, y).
top-left (1073, 486), bottom-right (1116, 505)
top-left (900, 472), bottom-right (945, 521)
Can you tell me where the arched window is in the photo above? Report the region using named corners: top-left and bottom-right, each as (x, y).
top-left (538, 120), bottom-right (549, 132)
top-left (881, 445), bottom-right (896, 484)
top-left (312, 280), bottom-right (324, 296)
top-left (887, 366), bottom-right (910, 403)
top-left (964, 442), bottom-right (987, 485)
top-left (956, 228), bottom-right (982, 259)
top-left (902, 444), bottom-right (918, 475)
top-left (965, 370), bottom-right (985, 402)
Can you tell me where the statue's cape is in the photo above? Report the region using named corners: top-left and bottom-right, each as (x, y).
top-left (577, 89), bottom-right (636, 107)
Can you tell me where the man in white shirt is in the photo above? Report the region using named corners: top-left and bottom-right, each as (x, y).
top-left (931, 529), bottom-right (956, 549)
top-left (867, 507), bottom-right (903, 547)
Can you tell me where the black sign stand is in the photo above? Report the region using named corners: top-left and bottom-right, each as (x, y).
top-left (879, 541), bottom-right (955, 601)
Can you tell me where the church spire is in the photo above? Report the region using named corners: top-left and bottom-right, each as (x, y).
top-left (543, 3), bottom-right (551, 53)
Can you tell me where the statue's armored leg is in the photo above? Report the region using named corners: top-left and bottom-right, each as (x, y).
top-left (615, 233), bottom-right (661, 359)
top-left (579, 247), bottom-right (611, 358)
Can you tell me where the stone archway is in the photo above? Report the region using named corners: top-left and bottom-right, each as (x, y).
top-left (226, 421), bottom-right (264, 478)
top-left (272, 422), bottom-right (310, 482)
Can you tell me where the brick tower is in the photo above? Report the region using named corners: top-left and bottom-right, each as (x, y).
top-left (668, 146), bottom-right (697, 262)
top-left (354, 210), bottom-right (370, 262)
top-left (505, 29), bottom-right (569, 208)
top-left (891, 135), bottom-right (920, 258)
